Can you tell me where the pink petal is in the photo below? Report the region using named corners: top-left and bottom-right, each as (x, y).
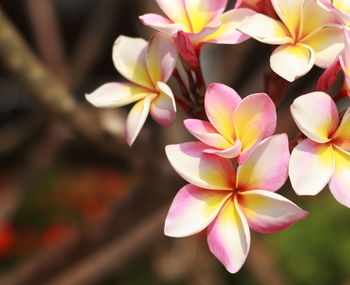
top-left (203, 140), bottom-right (242, 159)
top-left (186, 21), bottom-right (221, 46)
top-left (155, 0), bottom-right (192, 32)
top-left (112, 36), bottom-right (154, 89)
top-left (289, 139), bottom-right (334, 195)
top-left (332, 108), bottom-right (350, 151)
top-left (234, 93), bottom-right (277, 141)
top-left (184, 119), bottom-right (232, 149)
top-left (316, 60), bottom-right (340, 92)
top-left (164, 184), bottom-right (232, 237)
top-left (236, 120), bottom-right (264, 165)
top-left (85, 82), bottom-right (153, 108)
top-left (126, 96), bottom-right (154, 146)
top-left (329, 146), bottom-right (350, 207)
top-left (205, 83), bottom-right (242, 144)
top-left (207, 196), bottom-right (250, 273)
top-left (139, 14), bottom-right (185, 36)
top-left (237, 134), bottom-right (290, 192)
top-left (290, 92), bottom-right (339, 143)
top-left (270, 43), bottom-right (315, 82)
top-left (175, 31), bottom-right (199, 70)
top-left (204, 8), bottom-right (256, 44)
top-left (237, 190), bottom-right (308, 234)
top-left (146, 32), bottom-right (178, 83)
top-left (184, 0), bottom-right (227, 33)
top-left (150, 82), bottom-right (176, 127)
top-left (165, 142), bottom-right (235, 190)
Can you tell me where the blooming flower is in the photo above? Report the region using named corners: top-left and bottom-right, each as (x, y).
top-left (165, 135), bottom-right (308, 273)
top-left (139, 0), bottom-right (255, 49)
top-left (289, 92), bottom-right (350, 207)
top-left (184, 83), bottom-right (276, 163)
top-left (86, 32), bottom-right (178, 146)
top-left (238, 0), bottom-right (344, 82)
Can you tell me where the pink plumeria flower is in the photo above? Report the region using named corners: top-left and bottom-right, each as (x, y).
top-left (165, 135), bottom-right (308, 273)
top-left (86, 32), bottom-right (178, 146)
top-left (184, 83), bottom-right (276, 163)
top-left (238, 0), bottom-right (344, 82)
top-left (289, 92), bottom-right (350, 207)
top-left (235, 0), bottom-right (277, 18)
top-left (317, 28), bottom-right (350, 98)
top-left (139, 0), bottom-right (255, 53)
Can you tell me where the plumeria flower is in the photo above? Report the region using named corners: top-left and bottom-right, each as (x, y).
top-left (165, 134), bottom-right (308, 273)
top-left (238, 0), bottom-right (344, 82)
top-left (289, 92), bottom-right (350, 207)
top-left (86, 32), bottom-right (178, 146)
top-left (235, 0), bottom-right (277, 18)
top-left (317, 28), bottom-right (350, 98)
top-left (139, 0), bottom-right (255, 61)
top-left (184, 83), bottom-right (276, 163)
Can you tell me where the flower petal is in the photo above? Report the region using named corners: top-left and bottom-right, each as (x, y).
top-left (238, 13), bottom-right (293, 44)
top-left (126, 96), bottom-right (154, 146)
top-left (332, 109), bottom-right (350, 151)
top-left (165, 142), bottom-right (235, 190)
top-left (289, 139), bottom-right (334, 195)
top-left (186, 20), bottom-right (221, 46)
top-left (139, 14), bottom-right (185, 36)
top-left (207, 197), bottom-right (250, 274)
top-left (329, 146), bottom-right (350, 207)
top-left (185, 0), bottom-right (227, 33)
top-left (164, 184), bottom-right (232, 237)
top-left (85, 82), bottom-right (153, 108)
top-left (155, 0), bottom-right (191, 32)
top-left (204, 8), bottom-right (256, 44)
top-left (302, 25), bottom-right (344, 68)
top-left (236, 120), bottom-right (264, 165)
top-left (270, 43), bottom-right (315, 82)
top-left (203, 140), bottom-right (242, 159)
top-left (234, 93), bottom-right (277, 140)
top-left (237, 190), bottom-right (308, 234)
top-left (300, 0), bottom-right (341, 38)
top-left (271, 0), bottom-right (303, 38)
top-left (150, 82), bottom-right (176, 127)
top-left (205, 83), bottom-right (242, 144)
top-left (146, 32), bottom-right (178, 83)
top-left (112, 36), bottom-right (154, 89)
top-left (237, 134), bottom-right (290, 192)
top-left (290, 91), bottom-right (339, 142)
top-left (316, 59), bottom-right (340, 92)
top-left (175, 31), bottom-right (200, 70)
top-left (184, 119), bottom-right (232, 149)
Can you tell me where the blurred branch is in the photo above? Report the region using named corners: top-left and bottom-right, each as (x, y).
top-left (68, 0), bottom-right (119, 89)
top-left (46, 206), bottom-right (166, 285)
top-left (24, 0), bottom-right (70, 84)
top-left (0, 7), bottom-right (129, 162)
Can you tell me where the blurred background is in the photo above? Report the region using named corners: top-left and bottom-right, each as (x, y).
top-left (0, 0), bottom-right (349, 284)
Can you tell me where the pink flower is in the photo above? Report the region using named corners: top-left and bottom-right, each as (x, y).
top-left (139, 0), bottom-right (255, 50)
top-left (184, 83), bottom-right (276, 164)
top-left (238, 0), bottom-right (344, 82)
top-left (289, 92), bottom-right (350, 207)
top-left (85, 32), bottom-right (178, 146)
top-left (165, 135), bottom-right (308, 273)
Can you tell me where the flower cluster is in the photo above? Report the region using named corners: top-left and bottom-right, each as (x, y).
top-left (86, 0), bottom-right (350, 274)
